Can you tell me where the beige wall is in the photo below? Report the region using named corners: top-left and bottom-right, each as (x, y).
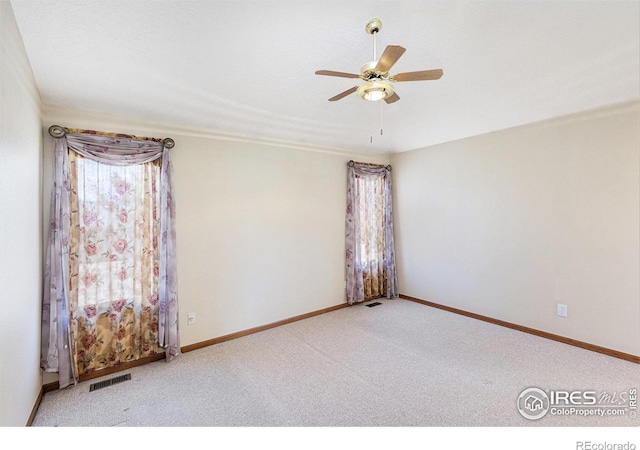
top-left (42, 107), bottom-right (390, 361)
top-left (0, 1), bottom-right (43, 426)
top-left (392, 101), bottom-right (640, 356)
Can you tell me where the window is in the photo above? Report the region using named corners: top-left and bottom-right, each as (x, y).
top-left (68, 151), bottom-right (162, 375)
top-left (42, 130), bottom-right (179, 388)
top-left (345, 161), bottom-right (398, 304)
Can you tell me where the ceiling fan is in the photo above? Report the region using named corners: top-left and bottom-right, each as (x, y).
top-left (315, 18), bottom-right (443, 104)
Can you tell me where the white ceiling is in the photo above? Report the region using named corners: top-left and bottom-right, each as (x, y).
top-left (10, 0), bottom-right (640, 154)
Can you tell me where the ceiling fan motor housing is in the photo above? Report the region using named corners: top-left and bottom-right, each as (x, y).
top-left (361, 60), bottom-right (388, 80)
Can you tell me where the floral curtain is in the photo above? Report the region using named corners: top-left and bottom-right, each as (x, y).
top-left (41, 132), bottom-right (179, 389)
top-left (345, 161), bottom-right (398, 304)
top-left (357, 175), bottom-right (386, 299)
top-left (69, 151), bottom-right (161, 375)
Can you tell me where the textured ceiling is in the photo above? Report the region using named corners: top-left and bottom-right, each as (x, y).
top-left (10, 0), bottom-right (640, 154)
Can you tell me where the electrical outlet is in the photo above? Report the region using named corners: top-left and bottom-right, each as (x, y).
top-left (557, 304), bottom-right (568, 318)
top-left (187, 312), bottom-right (196, 325)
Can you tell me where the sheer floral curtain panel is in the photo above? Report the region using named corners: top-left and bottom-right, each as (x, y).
top-left (345, 161), bottom-right (398, 305)
top-left (69, 152), bottom-right (162, 375)
top-left (41, 131), bottom-right (179, 389)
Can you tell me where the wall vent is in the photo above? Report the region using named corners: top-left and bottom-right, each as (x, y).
top-left (89, 373), bottom-right (131, 392)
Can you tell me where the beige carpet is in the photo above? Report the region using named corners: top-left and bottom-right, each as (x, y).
top-left (32, 299), bottom-right (639, 428)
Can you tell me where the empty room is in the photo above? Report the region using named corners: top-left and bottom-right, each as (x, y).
top-left (1, 0), bottom-right (638, 445)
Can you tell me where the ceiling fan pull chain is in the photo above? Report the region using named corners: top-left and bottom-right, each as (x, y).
top-left (380, 101), bottom-right (383, 135)
top-left (371, 102), bottom-right (375, 143)
top-left (370, 106), bottom-right (374, 143)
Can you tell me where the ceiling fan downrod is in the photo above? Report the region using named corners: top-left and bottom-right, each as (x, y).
top-left (365, 18), bottom-right (383, 62)
top-left (372, 26), bottom-right (377, 61)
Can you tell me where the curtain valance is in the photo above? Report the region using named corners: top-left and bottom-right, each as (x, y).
top-left (350, 164), bottom-right (389, 177)
top-left (66, 133), bottom-right (165, 165)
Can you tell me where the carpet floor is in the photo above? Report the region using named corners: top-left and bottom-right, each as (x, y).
top-left (32, 298), bottom-right (639, 427)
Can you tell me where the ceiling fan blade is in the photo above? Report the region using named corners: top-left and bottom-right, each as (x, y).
top-left (315, 70), bottom-right (361, 79)
top-left (328, 86), bottom-right (358, 102)
top-left (384, 92), bottom-right (400, 104)
top-left (374, 45), bottom-right (406, 73)
top-left (392, 69), bottom-right (443, 82)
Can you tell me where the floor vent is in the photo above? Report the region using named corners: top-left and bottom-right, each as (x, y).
top-left (89, 373), bottom-right (131, 392)
top-left (366, 302), bottom-right (382, 307)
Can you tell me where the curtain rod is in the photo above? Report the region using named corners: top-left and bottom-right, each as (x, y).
top-left (348, 160), bottom-right (391, 171)
top-left (48, 125), bottom-right (175, 149)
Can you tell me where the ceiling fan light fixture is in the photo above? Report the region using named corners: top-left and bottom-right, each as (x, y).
top-left (357, 80), bottom-right (394, 102)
